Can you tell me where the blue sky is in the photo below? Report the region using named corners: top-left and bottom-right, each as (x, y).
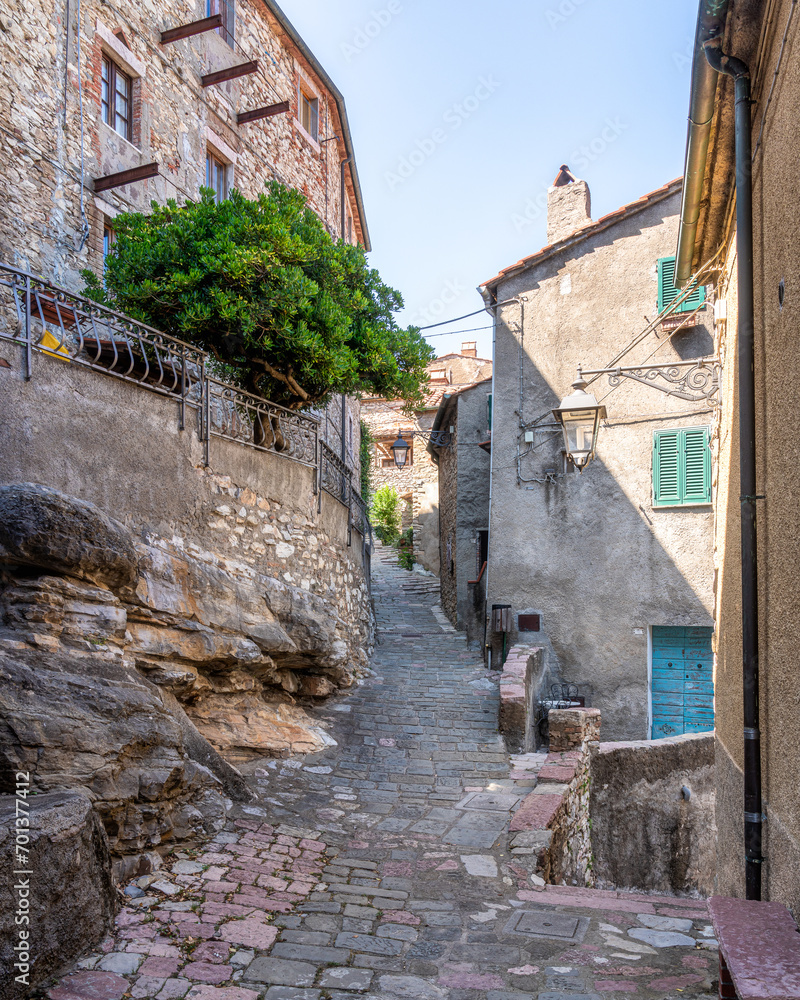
top-left (277, 0), bottom-right (699, 360)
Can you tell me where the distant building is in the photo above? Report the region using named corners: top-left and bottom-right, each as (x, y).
top-left (361, 344), bottom-right (492, 573)
top-left (479, 169), bottom-right (716, 741)
top-left (428, 378), bottom-right (492, 641)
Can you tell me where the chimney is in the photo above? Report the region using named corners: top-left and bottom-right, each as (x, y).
top-left (547, 164), bottom-right (591, 244)
top-left (461, 341), bottom-right (477, 358)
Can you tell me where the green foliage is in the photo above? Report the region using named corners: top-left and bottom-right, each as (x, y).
top-left (397, 549), bottom-right (415, 570)
top-left (82, 182), bottom-right (433, 410)
top-left (370, 484), bottom-right (402, 544)
top-left (359, 419), bottom-right (374, 501)
top-left (399, 526), bottom-right (413, 548)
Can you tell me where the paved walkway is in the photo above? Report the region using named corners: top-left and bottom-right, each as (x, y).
top-left (47, 548), bottom-right (718, 1000)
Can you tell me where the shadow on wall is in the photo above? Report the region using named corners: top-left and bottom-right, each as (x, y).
top-left (489, 350), bottom-right (714, 740)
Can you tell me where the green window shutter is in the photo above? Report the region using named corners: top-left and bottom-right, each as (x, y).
top-left (654, 428), bottom-right (711, 506)
top-left (654, 430), bottom-right (681, 505)
top-left (487, 393), bottom-right (493, 431)
top-left (657, 256), bottom-right (706, 314)
top-left (683, 427), bottom-right (711, 504)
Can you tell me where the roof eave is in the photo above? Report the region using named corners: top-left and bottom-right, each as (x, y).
top-left (260, 0), bottom-right (371, 251)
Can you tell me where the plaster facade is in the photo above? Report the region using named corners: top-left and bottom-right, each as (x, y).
top-left (481, 177), bottom-right (715, 741)
top-left (361, 346), bottom-right (492, 574)
top-left (431, 380), bottom-right (492, 636)
top-left (684, 0), bottom-right (800, 912)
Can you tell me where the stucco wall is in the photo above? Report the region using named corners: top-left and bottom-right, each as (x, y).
top-left (590, 733), bottom-right (716, 896)
top-left (0, 350), bottom-right (372, 672)
top-left (486, 187), bottom-right (715, 740)
top-left (711, 0), bottom-right (800, 914)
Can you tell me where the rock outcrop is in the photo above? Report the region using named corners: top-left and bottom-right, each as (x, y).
top-left (0, 483), bottom-right (371, 870)
top-left (0, 791), bottom-right (118, 1000)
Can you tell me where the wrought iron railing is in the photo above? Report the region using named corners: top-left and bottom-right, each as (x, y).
top-left (320, 440), bottom-right (351, 506)
top-left (0, 262), bottom-right (205, 429)
top-left (203, 378), bottom-right (318, 469)
top-left (0, 262), bottom-right (371, 543)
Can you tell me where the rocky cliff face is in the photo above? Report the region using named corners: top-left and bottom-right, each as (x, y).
top-left (0, 483), bottom-right (372, 872)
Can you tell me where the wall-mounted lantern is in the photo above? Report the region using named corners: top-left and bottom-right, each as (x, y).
top-left (552, 369), bottom-right (606, 473)
top-left (391, 431), bottom-right (410, 468)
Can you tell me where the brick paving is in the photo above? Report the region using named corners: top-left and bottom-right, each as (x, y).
top-left (45, 547), bottom-right (718, 1000)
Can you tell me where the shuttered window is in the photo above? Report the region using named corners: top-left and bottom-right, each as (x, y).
top-left (653, 427), bottom-right (711, 506)
top-left (657, 256), bottom-right (706, 314)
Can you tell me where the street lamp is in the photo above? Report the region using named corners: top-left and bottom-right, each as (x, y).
top-left (552, 368), bottom-right (606, 472)
top-left (391, 431), bottom-right (410, 468)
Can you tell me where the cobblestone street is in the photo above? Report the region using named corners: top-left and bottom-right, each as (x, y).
top-left (47, 549), bottom-right (719, 1000)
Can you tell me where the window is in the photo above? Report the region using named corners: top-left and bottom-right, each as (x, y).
top-left (207, 0), bottom-right (235, 46)
top-left (101, 56), bottom-right (132, 141)
top-left (653, 427), bottom-right (711, 507)
top-left (348, 415), bottom-right (354, 458)
top-left (206, 152), bottom-right (228, 203)
top-left (657, 256), bottom-right (706, 314)
top-left (103, 223), bottom-right (115, 264)
top-left (299, 91), bottom-right (319, 142)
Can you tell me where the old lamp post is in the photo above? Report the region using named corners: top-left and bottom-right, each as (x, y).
top-left (552, 369), bottom-right (606, 472)
top-left (391, 431), bottom-right (410, 468)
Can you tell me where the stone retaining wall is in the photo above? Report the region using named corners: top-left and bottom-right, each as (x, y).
top-left (589, 732), bottom-right (715, 896)
top-left (498, 644), bottom-right (547, 752)
top-left (0, 356), bottom-right (373, 874)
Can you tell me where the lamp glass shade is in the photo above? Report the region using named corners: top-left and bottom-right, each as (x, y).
top-left (391, 433), bottom-right (410, 468)
top-left (560, 409), bottom-right (601, 469)
top-left (552, 376), bottom-right (606, 472)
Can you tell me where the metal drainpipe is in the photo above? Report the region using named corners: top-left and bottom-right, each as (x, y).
top-left (704, 41), bottom-right (762, 901)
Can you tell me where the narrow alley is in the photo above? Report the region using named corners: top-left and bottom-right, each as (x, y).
top-left (46, 550), bottom-right (719, 1000)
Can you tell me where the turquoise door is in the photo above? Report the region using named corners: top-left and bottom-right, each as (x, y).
top-left (651, 626), bottom-right (714, 739)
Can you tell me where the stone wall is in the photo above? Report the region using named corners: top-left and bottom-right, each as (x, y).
top-left (0, 352), bottom-right (372, 873)
top-left (0, 0), bottom-right (366, 289)
top-left (498, 644), bottom-right (548, 752)
top-left (590, 733), bottom-right (715, 896)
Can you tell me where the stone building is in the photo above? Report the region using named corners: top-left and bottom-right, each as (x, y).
top-left (479, 170), bottom-right (716, 742)
top-left (361, 343), bottom-right (492, 573)
top-left (675, 0), bottom-right (800, 911)
top-left (429, 379), bottom-right (492, 640)
top-left (0, 0), bottom-right (367, 461)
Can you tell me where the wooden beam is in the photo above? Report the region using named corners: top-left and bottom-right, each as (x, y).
top-left (94, 162), bottom-right (160, 193)
top-left (160, 14), bottom-right (222, 45)
top-left (237, 100), bottom-right (290, 125)
top-left (201, 60), bottom-right (258, 88)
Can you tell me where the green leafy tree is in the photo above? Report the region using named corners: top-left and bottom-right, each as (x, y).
top-left (83, 183), bottom-right (433, 410)
top-left (359, 419), bottom-right (374, 501)
top-left (370, 484), bottom-right (402, 544)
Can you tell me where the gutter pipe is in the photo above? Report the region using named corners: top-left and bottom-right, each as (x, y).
top-left (703, 40), bottom-right (762, 902)
top-left (675, 0), bottom-right (730, 287)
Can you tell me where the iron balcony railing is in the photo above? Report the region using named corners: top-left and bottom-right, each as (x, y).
top-left (0, 261), bottom-right (369, 541)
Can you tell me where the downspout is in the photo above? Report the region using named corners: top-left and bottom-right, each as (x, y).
top-left (675, 0), bottom-right (730, 287)
top-left (340, 155), bottom-right (352, 241)
top-left (703, 41), bottom-right (762, 901)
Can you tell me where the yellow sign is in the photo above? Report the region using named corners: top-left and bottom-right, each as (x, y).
top-left (39, 330), bottom-right (71, 360)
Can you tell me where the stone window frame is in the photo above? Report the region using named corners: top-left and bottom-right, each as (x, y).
top-left (207, 0), bottom-right (236, 48)
top-left (204, 127), bottom-right (238, 202)
top-left (95, 21), bottom-right (146, 150)
top-left (295, 64), bottom-right (322, 150)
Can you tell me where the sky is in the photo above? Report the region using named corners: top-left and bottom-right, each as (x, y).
top-left (276, 0), bottom-right (700, 360)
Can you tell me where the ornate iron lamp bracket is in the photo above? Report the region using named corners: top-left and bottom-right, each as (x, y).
top-left (579, 357), bottom-right (721, 407)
